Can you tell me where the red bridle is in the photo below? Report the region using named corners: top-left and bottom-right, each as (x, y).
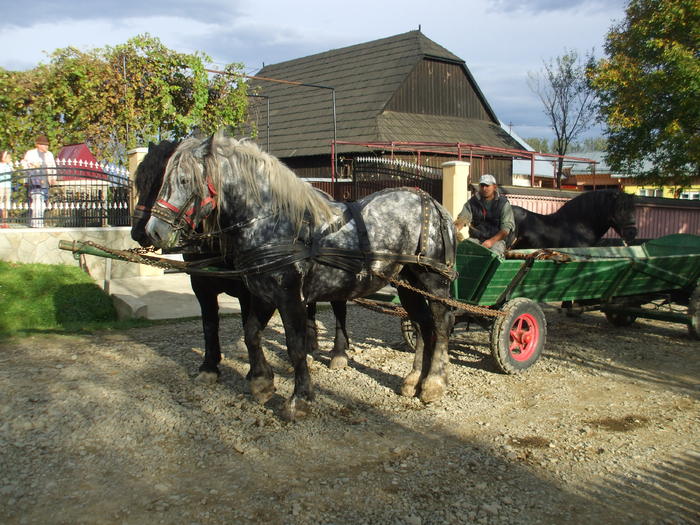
top-left (152, 178), bottom-right (218, 232)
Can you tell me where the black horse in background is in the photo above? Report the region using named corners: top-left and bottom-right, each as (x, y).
top-left (510, 189), bottom-right (638, 249)
top-left (131, 140), bottom-right (351, 386)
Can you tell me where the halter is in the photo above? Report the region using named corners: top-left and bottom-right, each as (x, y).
top-left (151, 177), bottom-right (218, 233)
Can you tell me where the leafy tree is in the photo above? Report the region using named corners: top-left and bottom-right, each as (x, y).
top-left (0, 34), bottom-right (249, 163)
top-left (523, 137), bottom-right (551, 153)
top-left (528, 50), bottom-right (598, 188)
top-left (568, 137), bottom-right (608, 153)
top-left (590, 0), bottom-right (699, 189)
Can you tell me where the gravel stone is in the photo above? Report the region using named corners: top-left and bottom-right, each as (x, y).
top-left (0, 304), bottom-right (698, 524)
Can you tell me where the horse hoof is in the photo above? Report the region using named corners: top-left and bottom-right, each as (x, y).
top-left (419, 375), bottom-right (446, 404)
top-left (195, 371), bottom-right (219, 384)
top-left (400, 371), bottom-right (421, 397)
top-left (329, 355), bottom-right (348, 370)
top-left (281, 397), bottom-right (311, 422)
top-left (249, 376), bottom-right (275, 404)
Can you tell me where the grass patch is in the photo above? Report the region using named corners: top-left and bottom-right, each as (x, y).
top-left (0, 260), bottom-right (156, 337)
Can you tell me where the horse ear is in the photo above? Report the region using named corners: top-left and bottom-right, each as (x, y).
top-left (192, 137), bottom-right (212, 160)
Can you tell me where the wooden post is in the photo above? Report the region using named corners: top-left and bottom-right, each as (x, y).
top-left (441, 161), bottom-right (471, 239)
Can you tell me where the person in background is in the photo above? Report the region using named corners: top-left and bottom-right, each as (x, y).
top-left (22, 135), bottom-right (56, 228)
top-left (453, 173), bottom-right (515, 255)
top-left (0, 150), bottom-right (12, 226)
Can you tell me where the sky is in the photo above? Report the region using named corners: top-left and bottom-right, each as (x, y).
top-left (0, 0), bottom-right (628, 142)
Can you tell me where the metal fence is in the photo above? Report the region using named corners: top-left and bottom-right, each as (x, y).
top-left (0, 159), bottom-right (131, 228)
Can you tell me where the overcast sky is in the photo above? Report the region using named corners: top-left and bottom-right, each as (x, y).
top-left (0, 0), bottom-right (627, 141)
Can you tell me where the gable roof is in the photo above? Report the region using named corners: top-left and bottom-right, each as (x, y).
top-left (252, 30), bottom-right (519, 158)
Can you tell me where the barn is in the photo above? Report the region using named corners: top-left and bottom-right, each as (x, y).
top-left (250, 30), bottom-right (527, 186)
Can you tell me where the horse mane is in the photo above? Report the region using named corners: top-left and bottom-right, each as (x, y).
top-left (165, 131), bottom-right (340, 232)
top-left (135, 140), bottom-right (179, 197)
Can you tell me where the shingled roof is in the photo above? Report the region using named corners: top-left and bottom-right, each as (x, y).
top-left (252, 30), bottom-right (522, 158)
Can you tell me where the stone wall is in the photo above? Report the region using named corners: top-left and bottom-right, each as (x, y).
top-left (0, 227), bottom-right (163, 280)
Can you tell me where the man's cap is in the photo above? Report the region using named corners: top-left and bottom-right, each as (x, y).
top-left (479, 174), bottom-right (497, 185)
top-left (34, 134), bottom-right (49, 145)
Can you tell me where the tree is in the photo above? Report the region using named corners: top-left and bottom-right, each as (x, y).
top-left (590, 0), bottom-right (700, 189)
top-left (528, 50), bottom-right (598, 188)
top-left (523, 137), bottom-right (551, 153)
top-left (0, 34), bottom-right (249, 162)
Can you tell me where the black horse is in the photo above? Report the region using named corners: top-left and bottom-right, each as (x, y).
top-left (131, 140), bottom-right (351, 387)
top-left (510, 189), bottom-right (637, 249)
top-left (146, 133), bottom-right (456, 420)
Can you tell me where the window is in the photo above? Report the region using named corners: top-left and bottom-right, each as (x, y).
top-left (680, 191), bottom-right (700, 200)
top-left (637, 188), bottom-right (663, 197)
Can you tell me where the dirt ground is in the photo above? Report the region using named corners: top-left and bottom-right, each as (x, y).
top-left (1, 303), bottom-right (698, 525)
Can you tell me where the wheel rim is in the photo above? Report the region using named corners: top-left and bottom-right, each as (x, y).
top-left (508, 313), bottom-right (539, 361)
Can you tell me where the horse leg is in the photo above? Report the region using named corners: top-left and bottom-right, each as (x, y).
top-left (306, 302), bottom-right (320, 357)
top-left (419, 292), bottom-right (453, 404)
top-left (278, 298), bottom-right (315, 421)
top-left (329, 300), bottom-right (350, 370)
top-left (240, 292), bottom-right (277, 404)
top-left (191, 277), bottom-right (222, 383)
top-left (396, 285), bottom-right (431, 398)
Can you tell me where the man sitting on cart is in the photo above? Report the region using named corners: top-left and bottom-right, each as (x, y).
top-left (453, 174), bottom-right (515, 256)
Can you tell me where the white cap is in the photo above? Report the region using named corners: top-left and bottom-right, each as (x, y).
top-left (479, 174), bottom-right (497, 185)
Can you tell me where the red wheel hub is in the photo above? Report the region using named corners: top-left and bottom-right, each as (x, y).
top-left (509, 313), bottom-right (539, 361)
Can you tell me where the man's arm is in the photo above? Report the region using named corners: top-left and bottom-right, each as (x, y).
top-left (482, 200), bottom-right (514, 249)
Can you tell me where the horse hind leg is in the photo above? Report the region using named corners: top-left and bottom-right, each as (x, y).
top-left (396, 285), bottom-right (430, 398)
top-left (329, 300), bottom-right (350, 370)
top-left (419, 294), bottom-right (452, 404)
top-left (242, 296), bottom-right (277, 404)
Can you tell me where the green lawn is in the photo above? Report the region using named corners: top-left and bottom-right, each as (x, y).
top-left (0, 260), bottom-right (153, 337)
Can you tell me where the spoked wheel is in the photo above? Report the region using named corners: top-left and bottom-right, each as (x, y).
top-left (490, 298), bottom-right (546, 374)
top-left (689, 284), bottom-right (700, 339)
top-left (401, 319), bottom-right (417, 350)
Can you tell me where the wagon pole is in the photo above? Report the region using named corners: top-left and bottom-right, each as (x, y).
top-left (203, 69), bottom-right (338, 183)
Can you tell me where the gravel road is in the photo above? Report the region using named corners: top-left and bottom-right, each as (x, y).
top-left (1, 303), bottom-right (698, 525)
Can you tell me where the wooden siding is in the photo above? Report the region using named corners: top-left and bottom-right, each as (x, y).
top-left (387, 60), bottom-right (491, 120)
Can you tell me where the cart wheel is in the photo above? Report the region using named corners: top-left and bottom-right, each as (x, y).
top-left (401, 319), bottom-right (417, 350)
top-left (605, 311), bottom-right (637, 327)
top-left (490, 298), bottom-right (546, 374)
top-left (689, 285), bottom-right (700, 340)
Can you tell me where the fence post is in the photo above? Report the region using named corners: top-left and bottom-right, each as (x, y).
top-left (127, 147), bottom-right (148, 213)
top-left (441, 161), bottom-right (471, 238)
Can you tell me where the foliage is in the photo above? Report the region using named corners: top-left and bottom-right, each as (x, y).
top-left (523, 137), bottom-right (551, 153)
top-left (528, 50), bottom-right (598, 187)
top-left (568, 137), bottom-right (608, 153)
top-left (0, 260), bottom-right (156, 337)
top-left (0, 34), bottom-right (249, 163)
top-left (590, 0), bottom-right (699, 189)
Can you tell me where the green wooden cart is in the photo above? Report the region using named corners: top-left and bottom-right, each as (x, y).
top-left (400, 233), bottom-right (700, 374)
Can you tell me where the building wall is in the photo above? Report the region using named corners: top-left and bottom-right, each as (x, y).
top-left (387, 59), bottom-right (491, 120)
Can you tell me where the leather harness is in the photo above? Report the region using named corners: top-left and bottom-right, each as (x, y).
top-left (183, 187), bottom-right (457, 281)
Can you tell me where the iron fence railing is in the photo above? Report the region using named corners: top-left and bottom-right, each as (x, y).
top-left (0, 160), bottom-right (131, 228)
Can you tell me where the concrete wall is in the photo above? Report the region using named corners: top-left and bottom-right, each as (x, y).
top-left (0, 227), bottom-right (163, 280)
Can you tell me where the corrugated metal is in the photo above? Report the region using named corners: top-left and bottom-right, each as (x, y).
top-left (507, 193), bottom-right (700, 239)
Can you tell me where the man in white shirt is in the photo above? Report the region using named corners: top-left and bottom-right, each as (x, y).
top-left (22, 134), bottom-right (56, 227)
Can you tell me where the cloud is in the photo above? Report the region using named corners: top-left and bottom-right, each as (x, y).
top-left (0, 0), bottom-right (242, 28)
top-left (489, 0), bottom-right (626, 14)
